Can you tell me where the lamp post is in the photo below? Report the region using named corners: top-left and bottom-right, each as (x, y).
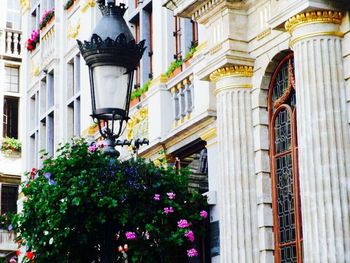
top-left (77, 0), bottom-right (146, 157)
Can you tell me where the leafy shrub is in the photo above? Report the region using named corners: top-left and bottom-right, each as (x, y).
top-left (12, 139), bottom-right (208, 263)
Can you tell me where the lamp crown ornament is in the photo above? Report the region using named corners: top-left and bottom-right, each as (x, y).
top-left (77, 1), bottom-right (145, 70)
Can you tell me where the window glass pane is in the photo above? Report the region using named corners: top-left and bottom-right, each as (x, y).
top-left (1, 185), bottom-right (18, 214)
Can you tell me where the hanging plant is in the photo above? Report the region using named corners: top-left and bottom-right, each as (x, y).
top-left (11, 139), bottom-right (208, 263)
top-left (39, 8), bottom-right (55, 30)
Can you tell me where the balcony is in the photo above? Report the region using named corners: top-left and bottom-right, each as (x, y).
top-left (0, 230), bottom-right (17, 254)
top-left (0, 29), bottom-right (22, 58)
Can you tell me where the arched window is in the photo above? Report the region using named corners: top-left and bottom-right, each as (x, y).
top-left (268, 53), bottom-right (302, 263)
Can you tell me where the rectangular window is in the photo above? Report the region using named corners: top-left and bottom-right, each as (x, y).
top-left (191, 20), bottom-right (198, 47)
top-left (149, 10), bottom-right (153, 79)
top-left (67, 55), bottom-right (81, 139)
top-left (174, 16), bottom-right (182, 60)
top-left (6, 0), bottom-right (21, 29)
top-left (133, 18), bottom-right (140, 88)
top-left (1, 185), bottom-right (18, 214)
top-left (4, 66), bottom-right (19, 93)
top-left (31, 5), bottom-right (40, 30)
top-left (3, 96), bottom-right (19, 139)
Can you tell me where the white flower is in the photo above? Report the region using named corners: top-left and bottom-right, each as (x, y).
top-left (44, 230), bottom-right (49, 235)
top-left (49, 237), bottom-right (54, 245)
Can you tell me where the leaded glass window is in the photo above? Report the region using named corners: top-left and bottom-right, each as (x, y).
top-left (268, 53), bottom-right (302, 263)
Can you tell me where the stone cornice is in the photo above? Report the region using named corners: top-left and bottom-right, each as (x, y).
top-left (209, 65), bottom-right (253, 82)
top-left (285, 10), bottom-right (343, 33)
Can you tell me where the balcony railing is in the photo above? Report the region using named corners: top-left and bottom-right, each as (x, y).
top-left (0, 230), bottom-right (17, 252)
top-left (170, 74), bottom-right (194, 127)
top-left (0, 29), bottom-right (22, 57)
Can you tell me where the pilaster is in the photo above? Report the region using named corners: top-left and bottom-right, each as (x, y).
top-left (286, 10), bottom-right (350, 262)
top-left (209, 65), bottom-right (258, 263)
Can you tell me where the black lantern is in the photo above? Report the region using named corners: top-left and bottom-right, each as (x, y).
top-left (77, 0), bottom-right (145, 157)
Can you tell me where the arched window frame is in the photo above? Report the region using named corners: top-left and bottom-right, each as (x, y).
top-left (268, 53), bottom-right (303, 263)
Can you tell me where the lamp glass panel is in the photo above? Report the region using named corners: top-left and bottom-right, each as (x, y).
top-left (93, 65), bottom-right (129, 110)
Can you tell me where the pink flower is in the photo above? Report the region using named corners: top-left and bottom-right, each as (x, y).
top-left (125, 231), bottom-right (137, 240)
top-left (88, 145), bottom-right (97, 152)
top-left (153, 194), bottom-right (160, 201)
top-left (200, 210), bottom-right (208, 219)
top-left (187, 248), bottom-right (198, 257)
top-left (164, 207), bottom-right (174, 214)
top-left (166, 192), bottom-right (176, 200)
top-left (177, 219), bottom-right (190, 228)
top-left (184, 230), bottom-right (195, 242)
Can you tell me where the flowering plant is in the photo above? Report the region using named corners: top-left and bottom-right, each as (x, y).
top-left (0, 137), bottom-right (21, 153)
top-left (25, 29), bottom-right (40, 52)
top-left (11, 139), bottom-right (208, 262)
top-left (39, 8), bottom-right (55, 30)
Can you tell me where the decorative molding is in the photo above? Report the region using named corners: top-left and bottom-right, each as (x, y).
top-left (285, 10), bottom-right (343, 33)
top-left (126, 107), bottom-right (148, 140)
top-left (289, 31), bottom-right (344, 47)
top-left (209, 65), bottom-right (254, 82)
top-left (256, 28), bottom-right (272, 41)
top-left (31, 63), bottom-right (40, 77)
top-left (81, 0), bottom-right (96, 13)
top-left (67, 20), bottom-right (81, 39)
top-left (209, 43), bottom-right (223, 56)
top-left (20, 0), bottom-right (30, 12)
top-left (200, 128), bottom-right (217, 142)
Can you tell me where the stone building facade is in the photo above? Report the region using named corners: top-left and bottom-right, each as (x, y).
top-left (0, 0), bottom-right (23, 258)
top-left (20, 0), bottom-right (350, 262)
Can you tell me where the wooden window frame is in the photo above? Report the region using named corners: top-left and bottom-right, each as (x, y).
top-left (191, 20), bottom-right (198, 47)
top-left (268, 53), bottom-right (303, 263)
top-left (174, 16), bottom-right (182, 60)
top-left (133, 19), bottom-right (140, 88)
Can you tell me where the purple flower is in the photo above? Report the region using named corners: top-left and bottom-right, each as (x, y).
top-left (88, 145), bottom-right (97, 153)
top-left (187, 248), bottom-right (198, 257)
top-left (7, 224), bottom-right (12, 231)
top-left (125, 231), bottom-right (137, 240)
top-left (9, 258), bottom-right (16, 263)
top-left (163, 207), bottom-right (174, 214)
top-left (49, 179), bottom-right (55, 186)
top-left (44, 172), bottom-right (51, 179)
top-left (200, 210), bottom-right (208, 219)
top-left (177, 219), bottom-right (190, 228)
top-left (166, 192), bottom-right (176, 200)
top-left (184, 230), bottom-right (195, 242)
top-left (153, 194), bottom-right (160, 201)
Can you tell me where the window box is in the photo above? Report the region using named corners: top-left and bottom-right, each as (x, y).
top-left (39, 8), bottom-right (55, 31)
top-left (0, 137), bottom-right (21, 155)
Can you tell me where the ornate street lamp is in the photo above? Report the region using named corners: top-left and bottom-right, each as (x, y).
top-left (77, 0), bottom-right (145, 157)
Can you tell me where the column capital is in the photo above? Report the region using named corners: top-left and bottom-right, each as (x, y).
top-left (209, 65), bottom-right (253, 82)
top-left (210, 65), bottom-right (253, 94)
top-left (285, 10), bottom-right (343, 33)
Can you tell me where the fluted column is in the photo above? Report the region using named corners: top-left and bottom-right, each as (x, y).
top-left (286, 11), bottom-right (350, 262)
top-left (210, 66), bottom-right (258, 263)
